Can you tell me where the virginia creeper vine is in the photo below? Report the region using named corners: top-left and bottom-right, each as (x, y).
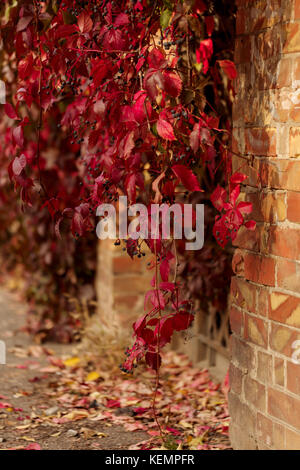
top-left (0, 1), bottom-right (256, 378)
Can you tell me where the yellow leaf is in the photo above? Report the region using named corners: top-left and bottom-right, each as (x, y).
top-left (20, 436), bottom-right (35, 442)
top-left (86, 371), bottom-right (100, 382)
top-left (194, 62), bottom-right (203, 73)
top-left (178, 421), bottom-right (193, 429)
top-left (188, 436), bottom-right (204, 448)
top-left (63, 357), bottom-right (80, 367)
top-left (63, 410), bottom-right (89, 421)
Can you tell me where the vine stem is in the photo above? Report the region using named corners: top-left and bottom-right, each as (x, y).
top-left (33, 0), bottom-right (48, 199)
top-left (173, 238), bottom-right (178, 284)
top-left (152, 238), bottom-right (165, 443)
top-left (33, 0), bottom-right (60, 218)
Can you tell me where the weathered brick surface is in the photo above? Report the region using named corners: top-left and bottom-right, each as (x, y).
top-left (230, 0), bottom-right (300, 450)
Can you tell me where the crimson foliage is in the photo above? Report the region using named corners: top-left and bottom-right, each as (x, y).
top-left (0, 0), bottom-right (254, 369)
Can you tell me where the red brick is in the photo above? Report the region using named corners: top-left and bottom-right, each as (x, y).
top-left (256, 413), bottom-right (273, 448)
top-left (287, 192), bottom-right (300, 223)
top-left (294, 56), bottom-right (300, 83)
top-left (257, 287), bottom-right (269, 317)
top-left (277, 259), bottom-right (300, 292)
top-left (231, 277), bottom-right (256, 313)
top-left (290, 96), bottom-right (300, 122)
top-left (275, 90), bottom-right (290, 122)
top-left (232, 249), bottom-right (244, 276)
top-left (245, 127), bottom-right (277, 156)
top-left (273, 421), bottom-right (286, 449)
top-left (234, 36), bottom-right (252, 64)
top-left (244, 253), bottom-right (276, 286)
top-left (257, 416), bottom-right (286, 449)
top-left (264, 227), bottom-right (300, 260)
top-left (274, 357), bottom-right (285, 387)
top-left (244, 376), bottom-right (266, 412)
top-left (230, 306), bottom-right (243, 336)
top-left (296, 0), bottom-right (300, 20)
top-left (247, 191), bottom-right (286, 223)
top-left (268, 387), bottom-right (300, 430)
top-left (283, 23), bottom-right (300, 53)
top-left (285, 428), bottom-right (300, 450)
top-left (113, 255), bottom-right (143, 274)
top-left (236, 8), bottom-right (246, 35)
top-left (230, 336), bottom-right (255, 372)
top-left (244, 313), bottom-right (268, 347)
top-left (114, 275), bottom-right (148, 294)
top-left (289, 127), bottom-right (300, 156)
top-left (277, 59), bottom-right (292, 89)
top-left (257, 351), bottom-right (272, 383)
top-left (260, 159), bottom-right (300, 191)
top-left (232, 250), bottom-right (275, 286)
top-left (233, 155), bottom-right (300, 192)
top-left (256, 30), bottom-right (281, 60)
top-left (228, 392), bottom-right (257, 449)
top-left (269, 292), bottom-right (300, 327)
top-left (270, 323), bottom-right (300, 357)
top-left (233, 224), bottom-right (261, 251)
top-left (287, 361), bottom-right (300, 395)
top-left (229, 363), bottom-right (243, 395)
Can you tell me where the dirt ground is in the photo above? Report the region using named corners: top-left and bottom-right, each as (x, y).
top-left (0, 288), bottom-right (231, 451)
top-left (0, 288), bottom-right (148, 450)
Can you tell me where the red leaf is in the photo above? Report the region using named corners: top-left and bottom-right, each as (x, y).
top-left (16, 16), bottom-right (33, 32)
top-left (78, 11), bottom-right (93, 33)
top-left (172, 164), bottom-right (200, 192)
top-left (114, 13), bottom-right (129, 27)
top-left (230, 172), bottom-right (247, 184)
top-left (229, 185), bottom-right (240, 206)
top-left (125, 173), bottom-right (137, 203)
top-left (147, 48), bottom-right (166, 69)
top-left (24, 443), bottom-right (41, 450)
top-left (213, 215), bottom-right (230, 248)
top-left (237, 201), bottom-right (253, 214)
top-left (4, 103), bottom-right (18, 120)
top-left (12, 154), bottom-right (26, 176)
top-left (144, 70), bottom-right (165, 100)
top-left (103, 28), bottom-right (126, 51)
top-left (18, 53), bottom-right (33, 80)
top-left (157, 117), bottom-right (176, 141)
top-left (145, 352), bottom-right (161, 371)
top-left (245, 220), bottom-right (256, 230)
top-left (159, 282), bottom-right (175, 292)
top-left (189, 122), bottom-right (211, 153)
top-left (218, 60), bottom-right (237, 80)
top-left (12, 126), bottom-right (24, 147)
top-left (205, 16), bottom-right (215, 36)
top-left (71, 212), bottom-right (84, 236)
top-left (160, 259), bottom-right (170, 282)
top-left (173, 312), bottom-right (194, 331)
top-left (106, 399), bottom-right (121, 409)
top-left (211, 186), bottom-right (227, 211)
top-left (55, 24), bottom-right (77, 40)
top-left (196, 39), bottom-right (213, 74)
top-left (163, 71), bottom-right (182, 98)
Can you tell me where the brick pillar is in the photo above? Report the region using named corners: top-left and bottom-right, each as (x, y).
top-left (229, 0), bottom-right (300, 450)
top-left (96, 239), bottom-right (152, 330)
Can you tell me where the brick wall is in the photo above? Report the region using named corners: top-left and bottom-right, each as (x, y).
top-left (229, 0), bottom-right (300, 449)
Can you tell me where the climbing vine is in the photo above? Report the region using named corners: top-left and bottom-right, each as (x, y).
top-left (0, 1), bottom-right (255, 368)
